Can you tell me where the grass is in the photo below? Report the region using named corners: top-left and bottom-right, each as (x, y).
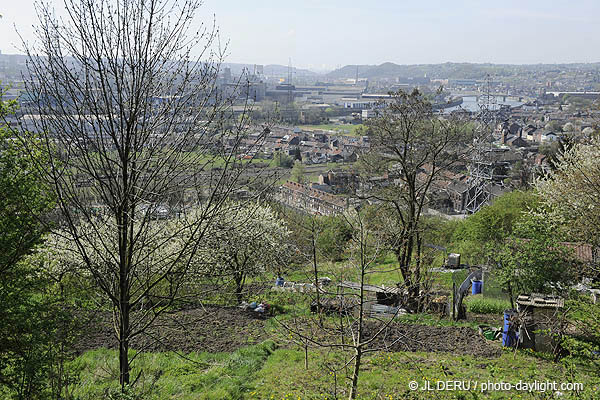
top-left (278, 253), bottom-right (458, 291)
top-left (465, 295), bottom-right (512, 315)
top-left (68, 341), bottom-right (277, 400)
top-left (253, 348), bottom-right (600, 399)
top-left (280, 253), bottom-right (404, 288)
top-left (68, 343), bottom-right (600, 399)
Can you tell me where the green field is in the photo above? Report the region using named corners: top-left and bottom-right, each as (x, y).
top-left (67, 342), bottom-right (600, 399)
top-left (298, 124), bottom-right (365, 137)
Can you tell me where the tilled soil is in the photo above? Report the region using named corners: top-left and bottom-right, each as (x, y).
top-left (74, 306), bottom-right (270, 354)
top-left (468, 312), bottom-right (503, 327)
top-left (74, 306), bottom-right (501, 358)
top-left (363, 321), bottom-right (501, 357)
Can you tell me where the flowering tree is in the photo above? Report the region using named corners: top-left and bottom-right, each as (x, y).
top-left (536, 137), bottom-right (600, 247)
top-left (531, 137), bottom-right (600, 364)
top-left (200, 202), bottom-right (291, 304)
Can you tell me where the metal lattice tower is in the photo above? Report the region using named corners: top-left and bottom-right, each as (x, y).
top-left (463, 75), bottom-right (504, 214)
top-left (281, 58), bottom-right (295, 122)
top-left (287, 58), bottom-right (293, 105)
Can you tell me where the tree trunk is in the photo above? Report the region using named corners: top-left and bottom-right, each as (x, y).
top-left (119, 208), bottom-right (132, 390)
top-left (349, 234), bottom-right (366, 399)
top-left (119, 233), bottom-right (131, 389)
top-left (312, 227), bottom-right (321, 323)
top-left (348, 347), bottom-right (362, 399)
top-left (235, 273), bottom-right (244, 305)
top-left (119, 299), bottom-right (130, 389)
top-left (304, 342), bottom-right (309, 369)
top-left (414, 233), bottom-right (423, 311)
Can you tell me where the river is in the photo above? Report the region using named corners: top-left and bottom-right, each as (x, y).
top-left (444, 96), bottom-right (522, 113)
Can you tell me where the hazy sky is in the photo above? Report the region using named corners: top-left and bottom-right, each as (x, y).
top-left (1, 0), bottom-right (599, 71)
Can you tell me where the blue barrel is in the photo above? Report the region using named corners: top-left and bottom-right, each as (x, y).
top-left (502, 309), bottom-right (518, 347)
top-left (275, 277), bottom-right (284, 287)
top-left (471, 280), bottom-right (483, 295)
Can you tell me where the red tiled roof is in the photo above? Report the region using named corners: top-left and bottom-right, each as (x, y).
top-left (282, 181), bottom-right (346, 208)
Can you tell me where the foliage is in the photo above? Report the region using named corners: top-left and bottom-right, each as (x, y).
top-left (448, 190), bottom-right (538, 264)
top-left (199, 202), bottom-right (292, 303)
top-left (279, 208), bottom-right (352, 267)
top-left (0, 259), bottom-right (53, 399)
top-left (505, 160), bottom-right (534, 190)
top-left (0, 97), bottom-right (53, 273)
top-left (292, 147), bottom-right (302, 161)
top-left (316, 215), bottom-right (353, 262)
top-left (273, 151), bottom-right (294, 168)
top-left (0, 239), bottom-right (84, 400)
top-left (544, 120), bottom-right (563, 132)
top-left (493, 213), bottom-right (577, 302)
top-left (420, 216), bottom-right (461, 249)
top-left (539, 140), bottom-right (561, 158)
top-left (536, 136), bottom-right (600, 248)
top-left (558, 294), bottom-right (600, 374)
top-left (291, 160), bottom-right (306, 183)
top-left (0, 94), bottom-right (74, 399)
top-left (453, 191), bottom-right (538, 244)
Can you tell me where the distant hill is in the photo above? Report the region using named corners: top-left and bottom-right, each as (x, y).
top-left (0, 55), bottom-right (318, 79)
top-left (221, 62), bottom-right (318, 78)
top-left (263, 64), bottom-right (318, 77)
top-left (326, 62), bottom-right (600, 80)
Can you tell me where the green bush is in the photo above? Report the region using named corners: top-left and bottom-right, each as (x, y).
top-left (263, 290), bottom-right (310, 315)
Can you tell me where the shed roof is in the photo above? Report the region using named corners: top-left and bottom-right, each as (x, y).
top-left (516, 294), bottom-right (564, 308)
top-left (338, 281), bottom-right (402, 294)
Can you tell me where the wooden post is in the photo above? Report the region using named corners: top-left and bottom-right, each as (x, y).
top-left (452, 282), bottom-right (456, 321)
top-left (481, 268), bottom-right (485, 297)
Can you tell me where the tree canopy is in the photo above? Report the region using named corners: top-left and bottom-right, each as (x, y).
top-left (0, 95), bottom-right (67, 399)
top-left (360, 89), bottom-right (471, 302)
top-left (199, 202), bottom-right (291, 303)
top-left (536, 136), bottom-right (600, 248)
top-left (0, 98), bottom-right (53, 273)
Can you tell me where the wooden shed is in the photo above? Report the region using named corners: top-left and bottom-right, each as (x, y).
top-left (516, 293), bottom-right (564, 353)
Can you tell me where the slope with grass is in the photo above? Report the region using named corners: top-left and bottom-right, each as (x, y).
top-left (67, 342), bottom-right (600, 399)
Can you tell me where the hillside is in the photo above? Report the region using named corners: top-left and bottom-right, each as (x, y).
top-left (326, 61), bottom-right (600, 80)
top-left (221, 62), bottom-right (318, 77)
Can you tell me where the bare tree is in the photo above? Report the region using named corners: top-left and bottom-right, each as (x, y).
top-left (278, 208), bottom-right (402, 399)
top-left (360, 89), bottom-right (471, 307)
top-left (16, 0), bottom-right (269, 390)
